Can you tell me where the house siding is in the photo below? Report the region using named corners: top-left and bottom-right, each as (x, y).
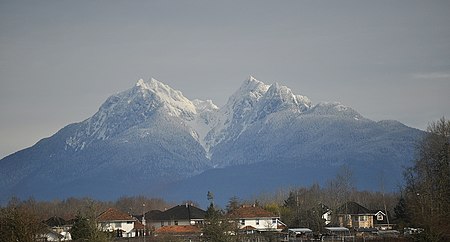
top-left (238, 217), bottom-right (280, 231)
top-left (98, 221), bottom-right (135, 237)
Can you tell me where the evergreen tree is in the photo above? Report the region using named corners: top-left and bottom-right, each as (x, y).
top-left (203, 202), bottom-right (234, 242)
top-left (226, 196), bottom-right (240, 213)
top-left (70, 211), bottom-right (108, 242)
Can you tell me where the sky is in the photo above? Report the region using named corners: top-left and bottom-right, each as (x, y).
top-left (1, 0), bottom-right (449, 159)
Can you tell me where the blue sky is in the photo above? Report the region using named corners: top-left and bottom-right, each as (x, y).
top-left (1, 0), bottom-right (449, 158)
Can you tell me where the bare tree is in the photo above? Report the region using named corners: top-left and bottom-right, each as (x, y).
top-left (403, 117), bottom-right (450, 241)
top-left (0, 198), bottom-right (46, 242)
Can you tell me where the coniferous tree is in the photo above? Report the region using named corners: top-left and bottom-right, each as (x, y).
top-left (226, 196), bottom-right (240, 213)
top-left (203, 202), bottom-right (234, 242)
top-left (70, 209), bottom-right (108, 242)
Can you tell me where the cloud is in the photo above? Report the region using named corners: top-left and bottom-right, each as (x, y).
top-left (412, 72), bottom-right (450, 80)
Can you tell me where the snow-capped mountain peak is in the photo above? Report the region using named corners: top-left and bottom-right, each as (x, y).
top-left (65, 76), bottom-right (359, 154)
top-left (0, 75), bottom-right (424, 204)
top-left (134, 78), bottom-right (197, 116)
top-left (66, 78), bottom-right (201, 151)
top-left (308, 102), bottom-right (363, 120)
top-left (238, 76), bottom-right (269, 95)
top-left (263, 82), bottom-right (311, 109)
top-left (203, 77), bottom-right (314, 152)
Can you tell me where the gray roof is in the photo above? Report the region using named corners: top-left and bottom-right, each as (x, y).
top-left (335, 202), bottom-right (371, 215)
top-left (289, 228), bottom-right (313, 233)
top-left (146, 204), bottom-right (206, 221)
top-left (325, 227), bottom-right (350, 232)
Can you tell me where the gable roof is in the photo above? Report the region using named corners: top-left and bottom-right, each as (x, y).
top-left (335, 202), bottom-right (371, 215)
top-left (144, 210), bottom-right (163, 220)
top-left (44, 216), bottom-right (67, 227)
top-left (97, 208), bottom-right (135, 222)
top-left (148, 204), bottom-right (206, 221)
top-left (242, 225), bottom-right (257, 231)
top-left (134, 220), bottom-right (145, 230)
top-left (228, 205), bottom-right (277, 219)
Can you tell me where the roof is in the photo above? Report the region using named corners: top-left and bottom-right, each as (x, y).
top-left (155, 225), bottom-right (202, 234)
top-left (242, 225), bottom-right (257, 231)
top-left (44, 216), bottom-right (67, 227)
top-left (147, 204), bottom-right (206, 221)
top-left (335, 202), bottom-right (371, 215)
top-left (325, 227), bottom-right (350, 232)
top-left (228, 205), bottom-right (277, 219)
top-left (144, 210), bottom-right (163, 220)
top-left (134, 220), bottom-right (145, 230)
top-left (97, 208), bottom-right (136, 222)
top-left (289, 228), bottom-right (313, 233)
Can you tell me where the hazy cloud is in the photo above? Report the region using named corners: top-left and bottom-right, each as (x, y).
top-left (413, 72), bottom-right (450, 80)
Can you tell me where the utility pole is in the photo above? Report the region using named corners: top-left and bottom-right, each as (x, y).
top-left (142, 203), bottom-right (146, 242)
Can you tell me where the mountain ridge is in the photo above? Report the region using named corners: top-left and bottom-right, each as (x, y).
top-left (0, 76), bottom-right (423, 204)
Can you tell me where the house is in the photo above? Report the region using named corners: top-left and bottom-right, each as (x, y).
top-left (42, 216), bottom-right (72, 241)
top-left (373, 210), bottom-right (393, 230)
top-left (320, 204), bottom-right (332, 225)
top-left (97, 208), bottom-right (145, 238)
top-left (334, 202), bottom-right (390, 230)
top-left (227, 204), bottom-right (286, 233)
top-left (146, 204), bottom-right (206, 230)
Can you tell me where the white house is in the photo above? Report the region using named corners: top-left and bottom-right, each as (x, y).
top-left (42, 216), bottom-right (72, 241)
top-left (97, 208), bottom-right (144, 238)
top-left (227, 205), bottom-right (285, 233)
top-left (41, 230), bottom-right (72, 241)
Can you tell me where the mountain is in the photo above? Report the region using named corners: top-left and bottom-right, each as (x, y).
top-left (0, 77), bottom-right (423, 205)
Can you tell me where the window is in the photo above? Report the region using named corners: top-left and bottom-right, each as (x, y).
top-left (161, 221), bottom-right (164, 227)
top-left (359, 216), bottom-right (367, 222)
top-left (240, 219), bottom-right (245, 225)
top-left (168, 221), bottom-right (172, 226)
top-left (256, 219), bottom-right (259, 225)
top-left (175, 221), bottom-right (178, 225)
top-left (127, 221), bottom-right (133, 224)
top-left (272, 218), bottom-right (277, 224)
top-left (377, 214), bottom-right (384, 221)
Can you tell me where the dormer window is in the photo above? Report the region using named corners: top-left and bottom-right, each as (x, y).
top-left (377, 213), bottom-right (384, 221)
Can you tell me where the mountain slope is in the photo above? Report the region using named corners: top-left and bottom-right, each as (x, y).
top-left (0, 78), bottom-right (211, 201)
top-left (0, 76), bottom-right (423, 204)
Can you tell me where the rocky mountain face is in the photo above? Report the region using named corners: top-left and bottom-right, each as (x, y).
top-left (0, 77), bottom-right (423, 204)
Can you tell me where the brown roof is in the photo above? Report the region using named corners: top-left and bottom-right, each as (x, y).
top-left (242, 225), bottom-right (257, 231)
top-left (97, 208), bottom-right (135, 222)
top-left (134, 220), bottom-right (145, 230)
top-left (228, 205), bottom-right (277, 219)
top-left (155, 225), bottom-right (202, 234)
